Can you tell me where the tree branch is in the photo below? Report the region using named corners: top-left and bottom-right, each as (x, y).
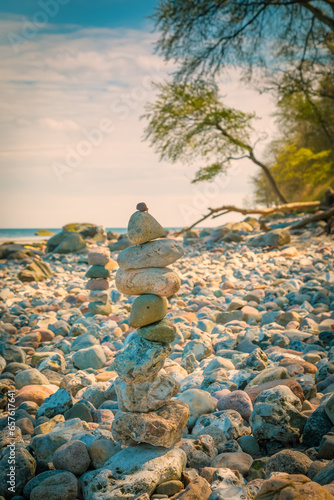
top-left (174, 201), bottom-right (321, 235)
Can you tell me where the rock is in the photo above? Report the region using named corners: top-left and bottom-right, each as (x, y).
top-left (178, 436), bottom-right (216, 469)
top-left (217, 391), bottom-right (253, 421)
top-left (246, 366), bottom-right (290, 389)
top-left (47, 231), bottom-right (86, 254)
top-left (116, 267), bottom-right (181, 297)
top-left (15, 385), bottom-right (54, 407)
top-left (255, 473), bottom-right (333, 499)
top-left (138, 319), bottom-right (176, 343)
top-left (0, 447), bottom-right (36, 498)
top-left (88, 439), bottom-right (121, 469)
top-left (86, 278), bottom-right (109, 290)
top-left (313, 460), bottom-right (334, 485)
top-left (72, 345), bottom-right (106, 370)
top-left (86, 265), bottom-right (110, 279)
top-left (64, 402), bottom-right (93, 422)
top-left (248, 229), bottom-right (291, 248)
top-left (53, 440), bottom-right (90, 475)
top-left (192, 410), bottom-right (251, 441)
top-left (0, 343), bottom-right (26, 364)
top-left (246, 379), bottom-right (305, 403)
top-left (266, 450), bottom-right (312, 476)
top-left (30, 471), bottom-right (78, 500)
top-left (112, 400), bottom-right (190, 447)
top-left (14, 368), bottom-right (49, 389)
top-left (118, 239), bottom-right (184, 270)
top-left (128, 211), bottom-right (166, 245)
top-left (176, 389), bottom-right (216, 428)
top-left (23, 470), bottom-right (66, 499)
top-left (36, 388), bottom-right (73, 419)
top-left (250, 385), bottom-right (307, 443)
top-left (88, 289), bottom-right (110, 304)
top-left (88, 247), bottom-right (110, 266)
top-left (88, 301), bottom-right (112, 316)
top-left (80, 444), bottom-right (187, 500)
top-left (18, 259), bottom-right (53, 282)
top-left (31, 418), bottom-right (85, 461)
top-left (108, 236), bottom-right (131, 251)
top-left (235, 348), bottom-right (268, 371)
top-left (302, 405), bottom-right (333, 448)
top-left (317, 434), bottom-right (334, 460)
top-left (155, 480), bottom-right (184, 496)
top-left (115, 374), bottom-right (180, 412)
top-left (169, 476), bottom-right (211, 500)
top-left (325, 392), bottom-right (334, 424)
top-left (238, 435), bottom-right (260, 457)
top-left (111, 336), bottom-right (171, 383)
top-left (212, 452), bottom-right (253, 476)
top-left (130, 294), bottom-right (168, 328)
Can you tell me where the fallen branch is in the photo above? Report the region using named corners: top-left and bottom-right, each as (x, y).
top-left (290, 207), bottom-right (334, 230)
top-left (175, 201), bottom-right (321, 235)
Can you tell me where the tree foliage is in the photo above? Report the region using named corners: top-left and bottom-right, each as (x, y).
top-left (143, 80), bottom-right (287, 202)
top-left (153, 0), bottom-right (334, 98)
top-left (253, 76), bottom-right (334, 204)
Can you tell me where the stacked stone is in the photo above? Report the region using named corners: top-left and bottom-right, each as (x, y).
top-left (85, 246), bottom-right (112, 316)
top-left (111, 202), bottom-right (190, 448)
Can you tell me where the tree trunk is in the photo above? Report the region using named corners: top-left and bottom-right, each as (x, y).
top-left (249, 153), bottom-right (288, 204)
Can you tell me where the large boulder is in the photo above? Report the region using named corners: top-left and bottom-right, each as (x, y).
top-left (248, 229), bottom-right (291, 248)
top-left (47, 231), bottom-right (86, 253)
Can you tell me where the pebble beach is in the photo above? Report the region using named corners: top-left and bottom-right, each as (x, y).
top-left (1, 209), bottom-right (334, 500)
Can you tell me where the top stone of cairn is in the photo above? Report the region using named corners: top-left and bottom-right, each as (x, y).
top-left (128, 203), bottom-right (167, 245)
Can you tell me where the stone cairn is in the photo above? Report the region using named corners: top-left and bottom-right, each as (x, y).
top-left (111, 202), bottom-right (190, 447)
top-left (85, 246), bottom-right (112, 316)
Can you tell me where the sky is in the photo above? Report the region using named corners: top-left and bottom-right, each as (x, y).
top-left (0, 0), bottom-right (278, 229)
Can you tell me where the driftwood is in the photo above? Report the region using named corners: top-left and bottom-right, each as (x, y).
top-left (290, 207), bottom-right (334, 230)
top-left (175, 201), bottom-right (321, 235)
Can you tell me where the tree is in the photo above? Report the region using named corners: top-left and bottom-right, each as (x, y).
top-left (253, 75), bottom-right (334, 204)
top-left (153, 0), bottom-right (334, 98)
top-left (143, 80), bottom-right (288, 203)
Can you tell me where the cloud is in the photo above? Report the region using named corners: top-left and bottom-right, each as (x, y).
top-left (0, 19), bottom-right (277, 228)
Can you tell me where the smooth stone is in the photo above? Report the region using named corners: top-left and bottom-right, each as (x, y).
top-left (325, 393), bottom-right (334, 424)
top-left (246, 367), bottom-right (290, 388)
top-left (112, 400), bottom-right (190, 447)
top-left (23, 470), bottom-right (66, 499)
top-left (15, 385), bottom-right (54, 407)
top-left (248, 229), bottom-right (291, 248)
top-left (88, 290), bottom-right (110, 304)
top-left (86, 278), bottom-right (109, 290)
top-left (72, 346), bottom-right (106, 370)
top-left (313, 460), bottom-right (334, 485)
top-left (128, 211), bottom-right (166, 245)
top-left (217, 391), bottom-right (253, 421)
top-left (116, 268), bottom-right (181, 297)
top-left (266, 449), bottom-right (312, 476)
top-left (88, 301), bottom-right (112, 316)
top-left (238, 435), bottom-right (261, 457)
top-left (115, 373), bottom-right (180, 412)
top-left (176, 389), bottom-right (216, 428)
top-left (88, 247), bottom-right (110, 266)
top-left (15, 368), bottom-right (49, 389)
top-left (86, 265), bottom-right (110, 279)
top-left (112, 336), bottom-right (171, 383)
top-left (246, 379), bottom-right (305, 404)
top-left (138, 319), bottom-right (176, 343)
top-left (212, 452), bottom-right (253, 476)
top-left (88, 439), bottom-right (121, 469)
top-left (117, 238), bottom-right (184, 270)
top-left (80, 445), bottom-right (186, 500)
top-left (53, 440), bottom-right (91, 476)
top-left (130, 294), bottom-right (168, 328)
top-left (30, 471), bottom-right (78, 500)
top-left (302, 405), bottom-right (333, 448)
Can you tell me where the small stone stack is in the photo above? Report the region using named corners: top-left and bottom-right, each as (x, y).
top-left (85, 246), bottom-right (112, 316)
top-left (111, 202), bottom-right (190, 447)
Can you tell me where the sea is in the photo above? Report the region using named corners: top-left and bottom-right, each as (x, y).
top-left (0, 228), bottom-right (182, 243)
